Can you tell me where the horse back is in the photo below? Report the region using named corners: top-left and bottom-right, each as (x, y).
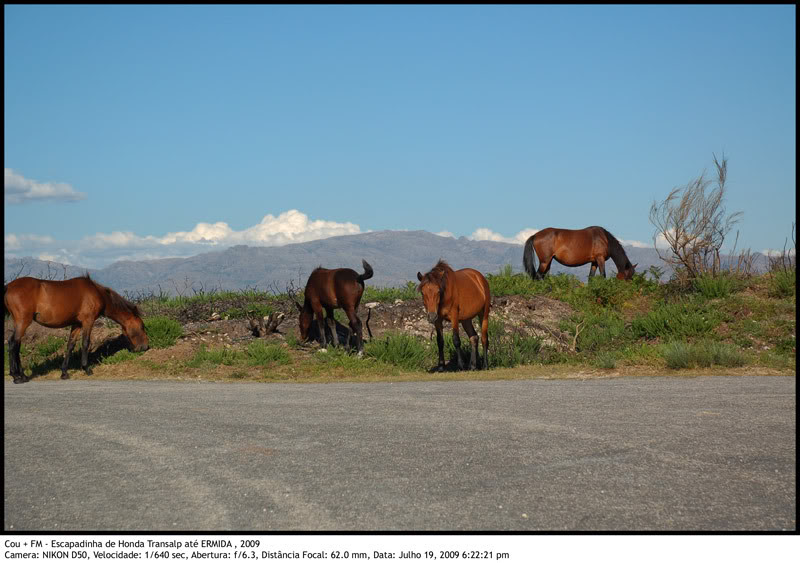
top-left (450, 268), bottom-right (490, 318)
top-left (305, 268), bottom-right (363, 309)
top-left (5, 276), bottom-right (104, 326)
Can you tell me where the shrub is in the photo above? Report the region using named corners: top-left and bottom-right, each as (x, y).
top-left (365, 332), bottom-right (430, 370)
top-left (186, 346), bottom-right (240, 368)
top-left (662, 340), bottom-right (745, 369)
top-left (768, 269), bottom-right (796, 299)
top-left (245, 341), bottom-right (290, 367)
top-left (563, 311), bottom-right (629, 353)
top-left (487, 265), bottom-right (539, 297)
top-left (692, 273), bottom-right (741, 299)
top-left (594, 352), bottom-right (617, 369)
top-left (632, 301), bottom-right (720, 340)
top-left (662, 342), bottom-right (691, 369)
top-left (144, 316), bottom-right (184, 348)
top-left (35, 336), bottom-right (65, 359)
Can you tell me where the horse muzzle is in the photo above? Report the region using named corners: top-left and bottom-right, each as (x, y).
top-left (426, 312), bottom-right (439, 324)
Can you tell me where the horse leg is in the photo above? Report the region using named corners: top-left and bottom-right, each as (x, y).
top-left (460, 319), bottom-right (479, 370)
top-left (61, 325), bottom-right (81, 380)
top-left (434, 319), bottom-right (445, 371)
top-left (9, 315), bottom-right (33, 383)
top-left (539, 255), bottom-right (554, 278)
top-left (80, 321), bottom-right (94, 375)
top-left (480, 313), bottom-right (489, 370)
top-left (589, 263), bottom-right (597, 277)
top-left (325, 307), bottom-right (339, 348)
top-left (346, 309), bottom-right (364, 356)
top-left (8, 317), bottom-right (32, 384)
top-left (315, 309), bottom-right (327, 348)
top-left (452, 323), bottom-right (465, 370)
top-left (597, 257), bottom-right (607, 278)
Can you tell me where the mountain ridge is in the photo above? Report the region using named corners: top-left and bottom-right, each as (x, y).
top-left (4, 229), bottom-right (762, 296)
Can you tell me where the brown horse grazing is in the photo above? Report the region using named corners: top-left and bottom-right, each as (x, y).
top-left (523, 226), bottom-right (637, 281)
top-left (417, 260), bottom-right (491, 371)
top-left (4, 275), bottom-right (149, 384)
top-left (289, 260), bottom-right (373, 354)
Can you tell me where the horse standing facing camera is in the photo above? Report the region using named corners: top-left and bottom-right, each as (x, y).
top-left (417, 260), bottom-right (490, 371)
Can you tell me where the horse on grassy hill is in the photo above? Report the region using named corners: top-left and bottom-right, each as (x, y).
top-left (523, 226), bottom-right (637, 281)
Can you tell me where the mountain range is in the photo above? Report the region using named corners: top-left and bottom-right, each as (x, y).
top-left (4, 230), bottom-right (766, 296)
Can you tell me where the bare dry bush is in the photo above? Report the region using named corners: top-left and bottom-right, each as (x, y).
top-left (649, 154), bottom-right (743, 282)
top-left (767, 222), bottom-right (796, 273)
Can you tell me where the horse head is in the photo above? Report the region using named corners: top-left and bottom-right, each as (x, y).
top-left (121, 308), bottom-right (149, 352)
top-left (616, 263), bottom-right (637, 281)
top-left (417, 261), bottom-right (450, 324)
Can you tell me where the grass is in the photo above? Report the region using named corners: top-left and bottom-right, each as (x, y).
top-left (6, 268), bottom-right (794, 382)
top-left (631, 300), bottom-right (721, 340)
top-left (362, 281), bottom-right (419, 303)
top-left (662, 340), bottom-right (746, 370)
top-left (144, 316), bottom-right (184, 348)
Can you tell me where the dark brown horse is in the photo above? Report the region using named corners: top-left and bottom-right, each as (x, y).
top-left (289, 260), bottom-right (373, 354)
top-left (523, 226), bottom-right (637, 281)
top-left (417, 260), bottom-right (491, 371)
top-left (4, 275), bottom-right (149, 384)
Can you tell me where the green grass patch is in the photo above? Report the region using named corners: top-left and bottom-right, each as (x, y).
top-left (362, 281), bottom-right (419, 303)
top-left (185, 346), bottom-right (241, 368)
top-left (632, 300), bottom-right (721, 340)
top-left (662, 340), bottom-right (746, 369)
top-left (692, 273), bottom-right (742, 299)
top-left (245, 341), bottom-right (291, 367)
top-left (365, 332), bottom-right (430, 370)
top-left (101, 349), bottom-right (141, 365)
top-left (768, 269), bottom-right (796, 298)
top-left (144, 316), bottom-right (184, 348)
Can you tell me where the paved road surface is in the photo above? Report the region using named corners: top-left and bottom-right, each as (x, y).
top-left (4, 376), bottom-right (796, 531)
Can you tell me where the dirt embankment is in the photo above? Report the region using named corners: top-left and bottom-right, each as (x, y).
top-left (5, 294), bottom-right (578, 362)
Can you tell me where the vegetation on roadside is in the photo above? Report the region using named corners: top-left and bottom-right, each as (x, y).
top-left (5, 261), bottom-right (795, 381)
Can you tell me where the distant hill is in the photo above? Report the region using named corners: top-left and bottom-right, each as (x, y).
top-left (4, 230), bottom-right (767, 296)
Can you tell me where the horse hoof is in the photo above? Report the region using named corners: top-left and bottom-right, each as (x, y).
top-left (12, 377), bottom-right (28, 384)
top-left (61, 373), bottom-right (70, 380)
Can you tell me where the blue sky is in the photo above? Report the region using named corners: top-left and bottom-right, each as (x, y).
top-left (4, 5), bottom-right (796, 269)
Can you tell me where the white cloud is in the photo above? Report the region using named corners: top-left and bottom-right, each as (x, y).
top-left (5, 233), bottom-right (56, 250)
top-left (435, 231), bottom-right (455, 239)
top-left (4, 210), bottom-right (364, 269)
top-left (5, 168), bottom-right (87, 204)
top-left (468, 228), bottom-right (539, 245)
top-left (762, 248), bottom-right (796, 257)
top-left (620, 239), bottom-right (651, 248)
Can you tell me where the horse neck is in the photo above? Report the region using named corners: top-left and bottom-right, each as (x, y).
top-left (605, 232), bottom-right (630, 271)
top-left (96, 286), bottom-right (129, 323)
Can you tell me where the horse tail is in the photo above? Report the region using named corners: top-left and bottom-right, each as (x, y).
top-left (523, 235), bottom-right (539, 280)
top-left (358, 260), bottom-right (374, 284)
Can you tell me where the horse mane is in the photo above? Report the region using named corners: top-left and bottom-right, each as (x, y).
top-left (83, 274), bottom-right (142, 316)
top-left (602, 228), bottom-right (632, 272)
top-left (420, 260), bottom-right (454, 292)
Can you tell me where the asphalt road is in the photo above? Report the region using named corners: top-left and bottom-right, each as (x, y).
top-left (3, 376), bottom-right (796, 531)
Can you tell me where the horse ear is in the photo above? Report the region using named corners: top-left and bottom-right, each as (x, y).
top-left (417, 272), bottom-right (423, 281)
